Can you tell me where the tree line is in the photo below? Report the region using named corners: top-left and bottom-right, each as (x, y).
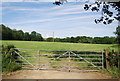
top-left (1, 24), bottom-right (118, 44)
top-left (46, 36), bottom-right (116, 44)
top-left (1, 24), bottom-right (44, 41)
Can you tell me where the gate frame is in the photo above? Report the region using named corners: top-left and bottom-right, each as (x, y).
top-left (15, 48), bottom-right (104, 72)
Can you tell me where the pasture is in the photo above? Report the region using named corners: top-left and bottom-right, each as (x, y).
top-left (2, 40), bottom-right (119, 79)
top-left (2, 40), bottom-right (118, 51)
top-left (2, 40), bottom-right (118, 71)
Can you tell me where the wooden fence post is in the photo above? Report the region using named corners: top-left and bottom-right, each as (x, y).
top-left (118, 45), bottom-right (120, 71)
top-left (118, 51), bottom-right (120, 71)
top-left (105, 49), bottom-right (109, 69)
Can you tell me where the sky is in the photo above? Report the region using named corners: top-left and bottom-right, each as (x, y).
top-left (1, 1), bottom-right (118, 38)
top-left (1, 0), bottom-right (96, 2)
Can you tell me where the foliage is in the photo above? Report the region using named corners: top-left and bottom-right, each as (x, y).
top-left (46, 37), bottom-right (54, 42)
top-left (53, 0), bottom-right (120, 25)
top-left (2, 45), bottom-right (21, 72)
top-left (1, 24), bottom-right (44, 41)
top-left (84, 1), bottom-right (120, 24)
top-left (1, 24), bottom-right (13, 40)
top-left (114, 26), bottom-right (120, 45)
top-left (52, 36), bottom-right (116, 44)
top-left (108, 49), bottom-right (120, 68)
top-left (102, 48), bottom-right (120, 78)
top-left (53, 0), bottom-right (67, 6)
top-left (104, 66), bottom-right (120, 78)
top-left (0, 25), bottom-right (2, 40)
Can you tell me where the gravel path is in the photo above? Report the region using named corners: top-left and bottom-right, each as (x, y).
top-left (3, 70), bottom-right (111, 79)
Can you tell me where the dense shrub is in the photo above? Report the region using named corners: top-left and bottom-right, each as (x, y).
top-left (2, 45), bottom-right (21, 72)
top-left (103, 49), bottom-right (120, 78)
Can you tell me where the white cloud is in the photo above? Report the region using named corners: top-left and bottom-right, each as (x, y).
top-left (5, 17), bottom-right (60, 24)
top-left (2, 2), bottom-right (98, 25)
top-left (5, 14), bottom-right (100, 25)
top-left (2, 3), bottom-right (92, 18)
top-left (57, 14), bottom-right (100, 21)
top-left (2, 6), bottom-right (47, 11)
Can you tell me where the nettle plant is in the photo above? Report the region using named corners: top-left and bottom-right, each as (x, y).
top-left (53, 0), bottom-right (120, 25)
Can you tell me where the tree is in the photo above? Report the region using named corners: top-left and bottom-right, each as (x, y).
top-left (36, 33), bottom-right (44, 41)
top-left (53, 0), bottom-right (120, 25)
top-left (17, 30), bottom-right (24, 40)
top-left (30, 31), bottom-right (37, 41)
top-left (0, 25), bottom-right (2, 40)
top-left (1, 24), bottom-right (44, 41)
top-left (84, 1), bottom-right (120, 25)
top-left (115, 26), bottom-right (120, 44)
top-left (53, 0), bottom-right (67, 6)
top-left (46, 37), bottom-right (54, 42)
top-left (12, 30), bottom-right (24, 40)
top-left (78, 36), bottom-right (93, 43)
top-left (1, 24), bottom-right (13, 40)
top-left (30, 31), bottom-right (44, 41)
top-left (12, 29), bottom-right (21, 40)
top-left (23, 32), bottom-right (31, 41)
top-left (54, 38), bottom-right (62, 42)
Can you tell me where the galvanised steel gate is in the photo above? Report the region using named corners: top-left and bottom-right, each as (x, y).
top-left (15, 49), bottom-right (104, 72)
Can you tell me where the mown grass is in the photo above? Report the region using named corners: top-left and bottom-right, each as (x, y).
top-left (2, 40), bottom-right (118, 51)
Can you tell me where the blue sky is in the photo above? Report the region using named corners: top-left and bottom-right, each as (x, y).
top-left (1, 2), bottom-right (118, 38)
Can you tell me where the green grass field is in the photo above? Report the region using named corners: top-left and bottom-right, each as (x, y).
top-left (2, 40), bottom-right (119, 77)
top-left (2, 40), bottom-right (118, 51)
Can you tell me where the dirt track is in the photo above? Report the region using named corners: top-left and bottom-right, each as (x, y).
top-left (3, 70), bottom-right (112, 79)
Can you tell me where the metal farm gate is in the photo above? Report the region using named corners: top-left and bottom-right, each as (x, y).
top-left (15, 49), bottom-right (104, 72)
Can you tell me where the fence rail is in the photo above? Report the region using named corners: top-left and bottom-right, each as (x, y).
top-left (16, 48), bottom-right (102, 52)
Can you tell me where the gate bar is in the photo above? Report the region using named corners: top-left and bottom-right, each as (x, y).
top-left (70, 51), bottom-right (98, 68)
top-left (102, 51), bottom-right (104, 69)
top-left (38, 61), bottom-right (102, 64)
top-left (16, 48), bottom-right (102, 52)
top-left (68, 51), bottom-right (71, 72)
top-left (15, 51), bottom-right (35, 67)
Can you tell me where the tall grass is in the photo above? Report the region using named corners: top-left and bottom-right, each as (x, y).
top-left (108, 66), bottom-right (120, 78)
top-left (103, 66), bottom-right (120, 78)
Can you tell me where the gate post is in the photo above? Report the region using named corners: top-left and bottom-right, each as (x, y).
top-left (105, 49), bottom-right (109, 69)
top-left (118, 51), bottom-right (120, 71)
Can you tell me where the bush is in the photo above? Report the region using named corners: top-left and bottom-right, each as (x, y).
top-left (106, 66), bottom-right (120, 78)
top-left (2, 45), bottom-right (21, 72)
top-left (103, 49), bottom-right (120, 78)
top-left (108, 50), bottom-right (120, 68)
